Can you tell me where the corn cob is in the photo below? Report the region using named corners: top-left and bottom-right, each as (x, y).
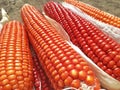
top-left (21, 4), bottom-right (100, 90)
top-left (0, 21), bottom-right (33, 90)
top-left (44, 1), bottom-right (120, 81)
top-left (64, 0), bottom-right (120, 28)
top-left (32, 54), bottom-right (54, 90)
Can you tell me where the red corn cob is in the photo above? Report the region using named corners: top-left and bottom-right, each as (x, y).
top-left (0, 21), bottom-right (33, 90)
top-left (65, 0), bottom-right (120, 28)
top-left (32, 53), bottom-right (54, 90)
top-left (44, 1), bottom-right (120, 81)
top-left (21, 4), bottom-right (100, 90)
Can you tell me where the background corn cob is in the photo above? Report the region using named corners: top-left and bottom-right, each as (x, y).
top-left (32, 53), bottom-right (54, 90)
top-left (21, 4), bottom-right (100, 90)
top-left (62, 2), bottom-right (120, 44)
top-left (64, 0), bottom-right (120, 28)
top-left (44, 1), bottom-right (120, 81)
top-left (0, 21), bottom-right (33, 90)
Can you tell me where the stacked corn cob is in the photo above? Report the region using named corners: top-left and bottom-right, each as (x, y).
top-left (32, 54), bottom-right (54, 90)
top-left (0, 21), bottom-right (33, 90)
top-left (64, 0), bottom-right (120, 28)
top-left (44, 1), bottom-right (120, 82)
top-left (0, 0), bottom-right (119, 90)
top-left (21, 4), bottom-right (100, 90)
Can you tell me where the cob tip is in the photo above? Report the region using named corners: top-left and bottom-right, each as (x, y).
top-left (21, 4), bottom-right (31, 11)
